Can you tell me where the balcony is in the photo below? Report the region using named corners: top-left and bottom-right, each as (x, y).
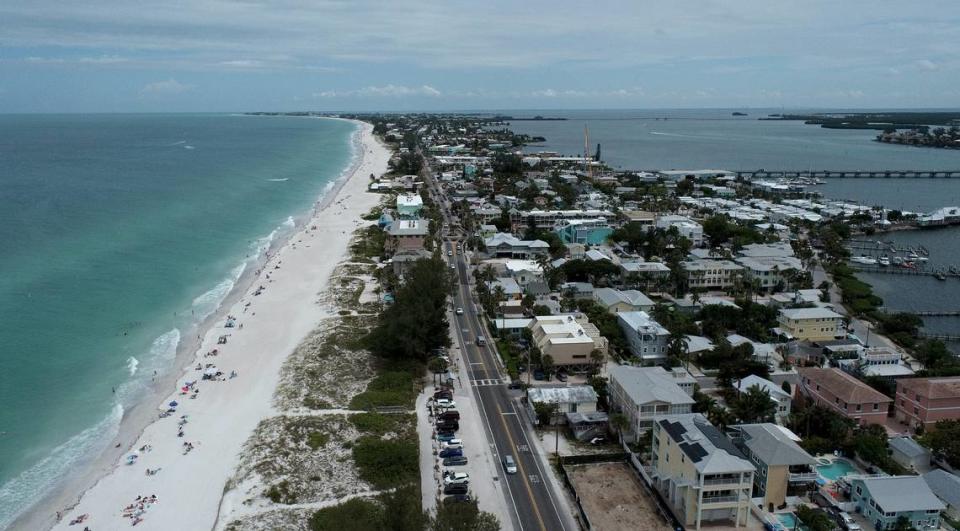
top-left (702, 475), bottom-right (745, 487)
top-left (701, 495), bottom-right (739, 505)
top-left (788, 471), bottom-right (819, 483)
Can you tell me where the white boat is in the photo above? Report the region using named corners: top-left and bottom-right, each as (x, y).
top-left (878, 256), bottom-right (890, 266)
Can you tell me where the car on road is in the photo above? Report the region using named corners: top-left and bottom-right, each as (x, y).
top-left (442, 494), bottom-right (471, 503)
top-left (443, 471), bottom-right (470, 485)
top-left (507, 380), bottom-right (526, 390)
top-left (503, 455), bottom-right (517, 474)
top-left (443, 483), bottom-right (468, 495)
top-left (447, 251), bottom-right (453, 256)
top-left (442, 456), bottom-right (468, 466)
top-left (455, 307), bottom-right (463, 315)
top-left (438, 447), bottom-right (463, 458)
top-left (435, 398), bottom-right (456, 409)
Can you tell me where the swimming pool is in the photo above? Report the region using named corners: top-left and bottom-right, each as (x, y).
top-left (777, 512), bottom-right (808, 531)
top-left (816, 459), bottom-right (856, 481)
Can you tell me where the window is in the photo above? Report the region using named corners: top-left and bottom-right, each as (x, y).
top-left (856, 404), bottom-right (862, 412)
top-left (874, 403), bottom-right (879, 411)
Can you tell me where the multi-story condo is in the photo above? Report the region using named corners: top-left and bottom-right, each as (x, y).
top-left (395, 193), bottom-right (423, 218)
top-left (681, 259), bottom-right (744, 291)
top-left (508, 208), bottom-right (616, 232)
top-left (527, 314), bottom-right (608, 369)
top-left (850, 476), bottom-right (944, 530)
top-left (483, 232), bottom-right (550, 259)
top-left (735, 255), bottom-right (803, 291)
top-left (728, 423), bottom-right (817, 508)
top-left (608, 366), bottom-right (695, 442)
top-left (617, 311), bottom-right (670, 361)
top-left (798, 367), bottom-right (892, 426)
top-left (895, 377), bottom-right (960, 429)
top-left (655, 215), bottom-right (705, 247)
top-left (384, 219), bottom-right (428, 253)
top-left (777, 307), bottom-right (844, 342)
top-left (553, 218), bottom-right (613, 245)
top-left (651, 413), bottom-right (755, 530)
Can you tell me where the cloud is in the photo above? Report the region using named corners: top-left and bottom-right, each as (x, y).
top-left (315, 84), bottom-right (442, 98)
top-left (916, 59), bottom-right (939, 71)
top-left (140, 78), bottom-right (192, 95)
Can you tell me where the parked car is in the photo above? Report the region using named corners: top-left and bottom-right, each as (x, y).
top-left (556, 372), bottom-right (568, 382)
top-left (443, 483), bottom-right (469, 495)
top-left (503, 455), bottom-right (517, 474)
top-left (442, 494), bottom-right (471, 503)
top-left (442, 438), bottom-right (463, 448)
top-left (437, 421), bottom-right (459, 432)
top-left (533, 369), bottom-right (545, 381)
top-left (436, 432), bottom-right (457, 443)
top-left (438, 447), bottom-right (463, 458)
top-left (433, 390), bottom-right (453, 400)
top-left (443, 471), bottom-right (470, 485)
top-left (435, 399), bottom-right (456, 409)
top-left (838, 512), bottom-right (861, 531)
top-left (455, 307), bottom-right (464, 315)
top-left (438, 410), bottom-right (460, 421)
top-left (442, 456), bottom-right (468, 466)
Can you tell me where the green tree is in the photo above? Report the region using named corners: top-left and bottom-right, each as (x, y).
top-left (431, 499), bottom-right (500, 531)
top-left (541, 354), bottom-right (555, 379)
top-left (923, 419), bottom-right (960, 468)
top-left (310, 498), bottom-right (383, 531)
top-left (381, 485), bottom-right (429, 531)
top-left (730, 385), bottom-right (777, 423)
top-left (533, 401), bottom-right (558, 427)
top-left (366, 256), bottom-right (452, 362)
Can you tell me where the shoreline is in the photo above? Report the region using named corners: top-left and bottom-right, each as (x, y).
top-left (11, 119), bottom-right (387, 531)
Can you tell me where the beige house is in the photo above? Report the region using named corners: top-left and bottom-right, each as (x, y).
top-left (651, 413), bottom-right (755, 529)
top-left (592, 287), bottom-right (655, 314)
top-left (728, 424), bottom-right (817, 509)
top-left (777, 307), bottom-right (844, 342)
top-left (384, 219), bottom-right (428, 253)
top-left (528, 314), bottom-right (607, 369)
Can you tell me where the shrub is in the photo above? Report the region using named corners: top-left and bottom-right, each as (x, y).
top-left (352, 436), bottom-right (419, 489)
top-left (306, 432), bottom-right (329, 450)
top-left (309, 497), bottom-right (382, 531)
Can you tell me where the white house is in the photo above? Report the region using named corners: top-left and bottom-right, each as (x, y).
top-left (735, 374), bottom-right (792, 421)
top-left (608, 366), bottom-right (696, 441)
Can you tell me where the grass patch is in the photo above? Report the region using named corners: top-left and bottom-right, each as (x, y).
top-left (310, 497), bottom-right (383, 531)
top-left (348, 412), bottom-right (417, 438)
top-left (352, 437), bottom-right (419, 489)
top-left (349, 225), bottom-right (386, 263)
top-left (307, 432), bottom-right (329, 450)
top-left (349, 368), bottom-right (420, 410)
top-left (265, 480), bottom-right (297, 505)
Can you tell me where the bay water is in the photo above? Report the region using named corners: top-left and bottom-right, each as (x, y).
top-left (0, 114), bottom-right (356, 526)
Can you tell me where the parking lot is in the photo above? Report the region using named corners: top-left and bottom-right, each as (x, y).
top-left (566, 461), bottom-right (671, 531)
top-left (417, 339), bottom-right (515, 529)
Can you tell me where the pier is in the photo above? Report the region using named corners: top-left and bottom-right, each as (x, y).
top-left (919, 333), bottom-right (960, 341)
top-left (848, 265), bottom-right (960, 278)
top-left (735, 170), bottom-right (960, 179)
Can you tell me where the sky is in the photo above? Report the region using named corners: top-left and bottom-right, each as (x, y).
top-left (1, 1), bottom-right (959, 113)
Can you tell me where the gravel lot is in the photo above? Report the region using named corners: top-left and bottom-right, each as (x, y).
top-left (566, 461), bottom-right (670, 531)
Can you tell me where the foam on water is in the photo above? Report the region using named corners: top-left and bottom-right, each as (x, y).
top-left (191, 264), bottom-right (246, 321)
top-left (126, 356), bottom-right (139, 377)
top-left (0, 403), bottom-right (124, 528)
top-left (267, 178), bottom-right (289, 182)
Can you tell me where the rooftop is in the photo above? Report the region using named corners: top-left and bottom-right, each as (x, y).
top-left (656, 413), bottom-right (754, 474)
top-left (855, 475), bottom-right (945, 513)
top-left (617, 311), bottom-right (669, 336)
top-left (528, 385), bottom-right (598, 405)
top-left (732, 423), bottom-right (815, 466)
top-left (799, 367), bottom-right (892, 405)
top-left (780, 307), bottom-right (843, 320)
top-left (609, 366), bottom-right (695, 407)
top-left (898, 376), bottom-right (960, 399)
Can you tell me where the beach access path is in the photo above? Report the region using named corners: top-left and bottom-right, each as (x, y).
top-left (42, 121), bottom-right (389, 531)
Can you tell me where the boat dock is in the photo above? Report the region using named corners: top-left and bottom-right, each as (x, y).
top-left (849, 264), bottom-right (959, 278)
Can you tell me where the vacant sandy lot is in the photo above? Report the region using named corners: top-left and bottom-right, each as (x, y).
top-left (566, 461), bottom-right (671, 531)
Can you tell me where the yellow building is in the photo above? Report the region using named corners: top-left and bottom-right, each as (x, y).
top-left (651, 414), bottom-right (755, 529)
top-left (527, 314), bottom-right (608, 368)
top-left (777, 307), bottom-right (844, 342)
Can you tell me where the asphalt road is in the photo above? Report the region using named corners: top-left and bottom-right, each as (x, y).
top-left (423, 170), bottom-right (572, 531)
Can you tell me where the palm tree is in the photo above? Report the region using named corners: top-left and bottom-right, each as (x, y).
top-left (610, 413), bottom-right (629, 445)
top-left (667, 331), bottom-right (691, 369)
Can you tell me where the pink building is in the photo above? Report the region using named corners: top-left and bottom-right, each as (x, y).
top-left (896, 377), bottom-right (960, 429)
top-left (797, 367), bottom-right (891, 426)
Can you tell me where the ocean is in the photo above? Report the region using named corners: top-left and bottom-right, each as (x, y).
top-left (505, 108), bottom-right (960, 343)
top-left (0, 114), bottom-right (357, 526)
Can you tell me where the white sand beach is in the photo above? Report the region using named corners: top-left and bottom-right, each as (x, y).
top-left (34, 121), bottom-right (389, 531)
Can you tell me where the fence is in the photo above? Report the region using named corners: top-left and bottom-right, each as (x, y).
top-left (556, 462), bottom-right (593, 530)
top-left (624, 439), bottom-right (686, 530)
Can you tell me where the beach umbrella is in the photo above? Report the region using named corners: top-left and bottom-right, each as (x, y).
top-left (169, 401), bottom-right (178, 407)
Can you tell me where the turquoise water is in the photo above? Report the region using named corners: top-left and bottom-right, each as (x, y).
top-left (777, 512), bottom-right (808, 531)
top-left (817, 459), bottom-right (856, 481)
top-left (0, 114), bottom-right (357, 526)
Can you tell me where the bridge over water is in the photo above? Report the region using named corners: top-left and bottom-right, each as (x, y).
top-left (735, 170), bottom-right (960, 179)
